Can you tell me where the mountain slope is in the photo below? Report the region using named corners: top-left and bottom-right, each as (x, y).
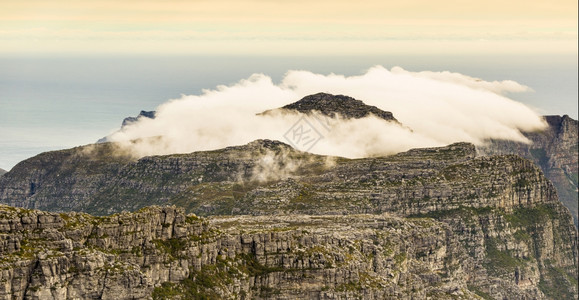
top-left (479, 115), bottom-right (578, 226)
top-left (0, 140), bottom-right (576, 299)
top-left (0, 140), bottom-right (553, 217)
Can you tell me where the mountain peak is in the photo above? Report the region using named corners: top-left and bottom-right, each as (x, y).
top-left (266, 93), bottom-right (399, 123)
top-left (239, 139), bottom-right (295, 151)
top-left (122, 110), bottom-right (156, 127)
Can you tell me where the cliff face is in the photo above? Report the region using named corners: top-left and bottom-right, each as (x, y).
top-left (478, 115), bottom-right (579, 226)
top-left (0, 206), bottom-right (471, 299)
top-left (0, 141), bottom-right (559, 218)
top-left (0, 141), bottom-right (577, 299)
top-left (0, 203), bottom-right (576, 300)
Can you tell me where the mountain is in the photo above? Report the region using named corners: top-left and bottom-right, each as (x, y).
top-left (121, 110), bottom-right (156, 127)
top-left (260, 92), bottom-right (400, 123)
top-left (0, 140), bottom-right (577, 298)
top-left (0, 140), bottom-right (548, 217)
top-left (97, 110), bottom-right (156, 143)
top-left (0, 168), bottom-right (6, 176)
top-left (479, 115), bottom-right (578, 226)
top-left (99, 96), bottom-right (576, 227)
top-left (0, 93), bottom-right (577, 298)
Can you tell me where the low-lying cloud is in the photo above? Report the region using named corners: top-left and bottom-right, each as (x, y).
top-left (108, 66), bottom-right (546, 159)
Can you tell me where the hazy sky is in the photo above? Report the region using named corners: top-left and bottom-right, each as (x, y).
top-left (1, 0), bottom-right (577, 55)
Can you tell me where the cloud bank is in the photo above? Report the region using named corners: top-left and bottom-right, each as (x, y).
top-left (108, 66), bottom-right (546, 159)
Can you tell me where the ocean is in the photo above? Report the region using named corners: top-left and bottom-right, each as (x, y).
top-left (0, 54), bottom-right (577, 170)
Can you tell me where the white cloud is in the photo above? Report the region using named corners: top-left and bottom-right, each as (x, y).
top-left (108, 66), bottom-right (547, 159)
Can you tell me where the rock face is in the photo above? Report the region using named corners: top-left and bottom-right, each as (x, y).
top-left (0, 202), bottom-right (576, 300)
top-left (261, 93), bottom-right (399, 123)
top-left (97, 110), bottom-right (156, 143)
top-left (479, 115), bottom-right (579, 226)
top-left (0, 140), bottom-right (558, 218)
top-left (121, 110), bottom-right (156, 127)
top-left (0, 140), bottom-right (577, 298)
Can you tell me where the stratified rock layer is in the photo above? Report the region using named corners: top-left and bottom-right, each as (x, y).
top-left (479, 115), bottom-right (579, 226)
top-left (0, 203), bottom-right (576, 300)
top-left (0, 141), bottom-right (559, 218)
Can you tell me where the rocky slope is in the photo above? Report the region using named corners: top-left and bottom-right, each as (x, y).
top-left (0, 140), bottom-right (577, 298)
top-left (260, 93), bottom-right (399, 123)
top-left (479, 115), bottom-right (578, 226)
top-left (0, 201), bottom-right (576, 299)
top-left (0, 140), bottom-right (559, 218)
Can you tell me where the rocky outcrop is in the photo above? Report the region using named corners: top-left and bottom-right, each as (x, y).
top-left (121, 110), bottom-right (156, 127)
top-left (0, 202), bottom-right (576, 300)
top-left (479, 115), bottom-right (578, 226)
top-left (260, 93), bottom-right (399, 123)
top-left (0, 168), bottom-right (6, 177)
top-left (0, 205), bottom-right (471, 299)
top-left (97, 111), bottom-right (156, 143)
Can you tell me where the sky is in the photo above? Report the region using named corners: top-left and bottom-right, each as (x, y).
top-left (0, 0), bottom-right (577, 170)
top-left (0, 0), bottom-right (577, 55)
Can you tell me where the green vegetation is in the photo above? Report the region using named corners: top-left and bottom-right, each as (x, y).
top-left (152, 253), bottom-right (287, 299)
top-left (538, 263), bottom-right (578, 300)
top-left (483, 237), bottom-right (525, 276)
top-left (335, 281), bottom-right (363, 293)
top-left (185, 214), bottom-right (201, 224)
top-left (530, 148), bottom-right (549, 169)
top-left (291, 184), bottom-right (315, 203)
top-left (153, 238), bottom-right (188, 259)
top-left (258, 285), bottom-right (282, 297)
top-left (408, 206), bottom-right (493, 221)
top-left (441, 164), bottom-right (467, 180)
top-left (513, 230), bottom-right (531, 241)
top-left (467, 284), bottom-right (493, 300)
top-left (394, 252), bottom-right (406, 266)
top-left (152, 282), bottom-right (182, 300)
top-left (502, 204), bottom-right (557, 227)
top-left (237, 253), bottom-right (284, 276)
top-left (569, 171), bottom-right (578, 188)
top-left (513, 178), bottom-right (531, 188)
